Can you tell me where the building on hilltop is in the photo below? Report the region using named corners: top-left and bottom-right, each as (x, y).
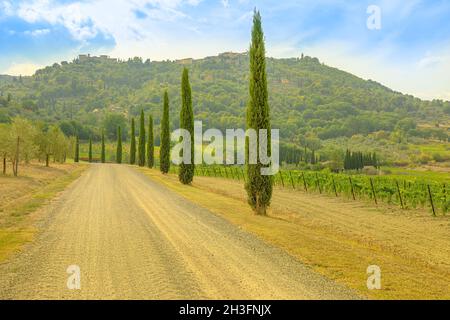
top-left (77, 54), bottom-right (118, 62)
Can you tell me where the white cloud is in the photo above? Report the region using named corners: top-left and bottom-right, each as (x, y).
top-left (2, 0), bottom-right (449, 101)
top-left (14, 0), bottom-right (203, 43)
top-left (24, 28), bottom-right (50, 36)
top-left (417, 52), bottom-right (446, 69)
top-left (0, 1), bottom-right (13, 16)
top-left (4, 62), bottom-right (43, 76)
top-left (17, 0), bottom-right (99, 41)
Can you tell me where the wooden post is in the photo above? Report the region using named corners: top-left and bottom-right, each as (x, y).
top-left (396, 180), bottom-right (404, 209)
top-left (349, 177), bottom-right (356, 200)
top-left (289, 171), bottom-right (295, 189)
top-left (370, 178), bottom-right (378, 205)
top-left (301, 172), bottom-right (308, 192)
top-left (443, 183), bottom-right (446, 204)
top-left (428, 185), bottom-right (436, 217)
top-left (332, 176), bottom-right (338, 197)
top-left (14, 136), bottom-right (20, 176)
top-left (315, 173), bottom-right (322, 194)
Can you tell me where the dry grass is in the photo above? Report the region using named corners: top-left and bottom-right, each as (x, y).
top-left (0, 162), bottom-right (87, 262)
top-left (139, 168), bottom-right (450, 300)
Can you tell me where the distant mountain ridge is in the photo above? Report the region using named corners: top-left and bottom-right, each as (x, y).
top-left (0, 52), bottom-right (448, 142)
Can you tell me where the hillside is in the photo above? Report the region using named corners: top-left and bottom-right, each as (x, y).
top-left (0, 52), bottom-right (449, 148)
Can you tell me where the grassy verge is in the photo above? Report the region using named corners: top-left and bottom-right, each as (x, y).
top-left (138, 167), bottom-right (450, 300)
top-left (0, 163), bottom-right (87, 262)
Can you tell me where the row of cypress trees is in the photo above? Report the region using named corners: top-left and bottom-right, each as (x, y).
top-left (344, 150), bottom-right (379, 171)
top-left (75, 88), bottom-right (169, 170)
top-left (73, 132), bottom-right (107, 164)
top-left (114, 110), bottom-right (156, 169)
top-left (74, 10), bottom-right (272, 215)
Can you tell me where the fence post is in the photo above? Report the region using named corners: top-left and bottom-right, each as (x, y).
top-left (370, 178), bottom-right (378, 205)
top-left (395, 180), bottom-right (404, 209)
top-left (349, 177), bottom-right (356, 200)
top-left (301, 172), bottom-right (308, 192)
top-left (427, 184), bottom-right (436, 217)
top-left (289, 171), bottom-right (295, 189)
top-left (332, 176), bottom-right (338, 197)
top-left (315, 173), bottom-right (322, 194)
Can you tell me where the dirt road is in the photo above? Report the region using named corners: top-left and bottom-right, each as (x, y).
top-left (0, 164), bottom-right (358, 300)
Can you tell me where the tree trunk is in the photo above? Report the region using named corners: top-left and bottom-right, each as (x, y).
top-left (46, 154), bottom-right (50, 167)
top-left (2, 156), bottom-right (6, 175)
top-left (14, 136), bottom-right (20, 177)
top-left (255, 194), bottom-right (267, 216)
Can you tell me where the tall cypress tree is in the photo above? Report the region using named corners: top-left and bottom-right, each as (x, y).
top-left (130, 118), bottom-right (136, 165)
top-left (88, 137), bottom-right (93, 163)
top-left (116, 126), bottom-right (122, 164)
top-left (179, 68), bottom-right (195, 185)
top-left (138, 110), bottom-right (146, 167)
top-left (101, 132), bottom-right (106, 163)
top-left (373, 152), bottom-right (378, 168)
top-left (311, 150), bottom-right (316, 165)
top-left (74, 136), bottom-right (79, 163)
top-left (147, 115), bottom-right (154, 168)
top-left (245, 10), bottom-right (273, 216)
top-left (160, 91), bottom-right (171, 174)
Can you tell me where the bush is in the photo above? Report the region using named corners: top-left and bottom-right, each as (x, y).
top-left (418, 153), bottom-right (432, 164)
top-left (432, 153), bottom-right (448, 163)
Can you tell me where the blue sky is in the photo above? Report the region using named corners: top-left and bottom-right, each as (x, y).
top-left (1, 0), bottom-right (449, 100)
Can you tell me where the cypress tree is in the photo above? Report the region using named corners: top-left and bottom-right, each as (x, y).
top-left (74, 136), bottom-right (79, 163)
top-left (179, 68), bottom-right (195, 184)
top-left (101, 132), bottom-right (106, 163)
top-left (138, 110), bottom-right (146, 167)
top-left (359, 152), bottom-right (364, 170)
top-left (88, 137), bottom-right (93, 163)
top-left (147, 115), bottom-right (154, 168)
top-left (311, 150), bottom-right (316, 164)
top-left (116, 126), bottom-right (122, 164)
top-left (130, 118), bottom-right (136, 165)
top-left (245, 10), bottom-right (273, 216)
top-left (373, 152), bottom-right (378, 168)
top-left (160, 91), bottom-right (171, 174)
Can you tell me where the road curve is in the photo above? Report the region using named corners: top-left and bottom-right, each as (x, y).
top-left (0, 164), bottom-right (359, 300)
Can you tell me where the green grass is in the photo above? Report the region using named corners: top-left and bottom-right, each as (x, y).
top-left (0, 165), bottom-right (87, 262)
top-left (413, 142), bottom-right (450, 155)
top-left (78, 142), bottom-right (160, 163)
top-left (383, 167), bottom-right (449, 181)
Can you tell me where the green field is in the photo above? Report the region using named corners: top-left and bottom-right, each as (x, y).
top-left (166, 164), bottom-right (450, 216)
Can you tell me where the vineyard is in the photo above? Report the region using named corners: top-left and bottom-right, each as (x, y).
top-left (168, 165), bottom-right (450, 216)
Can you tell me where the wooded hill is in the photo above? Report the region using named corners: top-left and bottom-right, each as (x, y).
top-left (0, 52), bottom-right (448, 144)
